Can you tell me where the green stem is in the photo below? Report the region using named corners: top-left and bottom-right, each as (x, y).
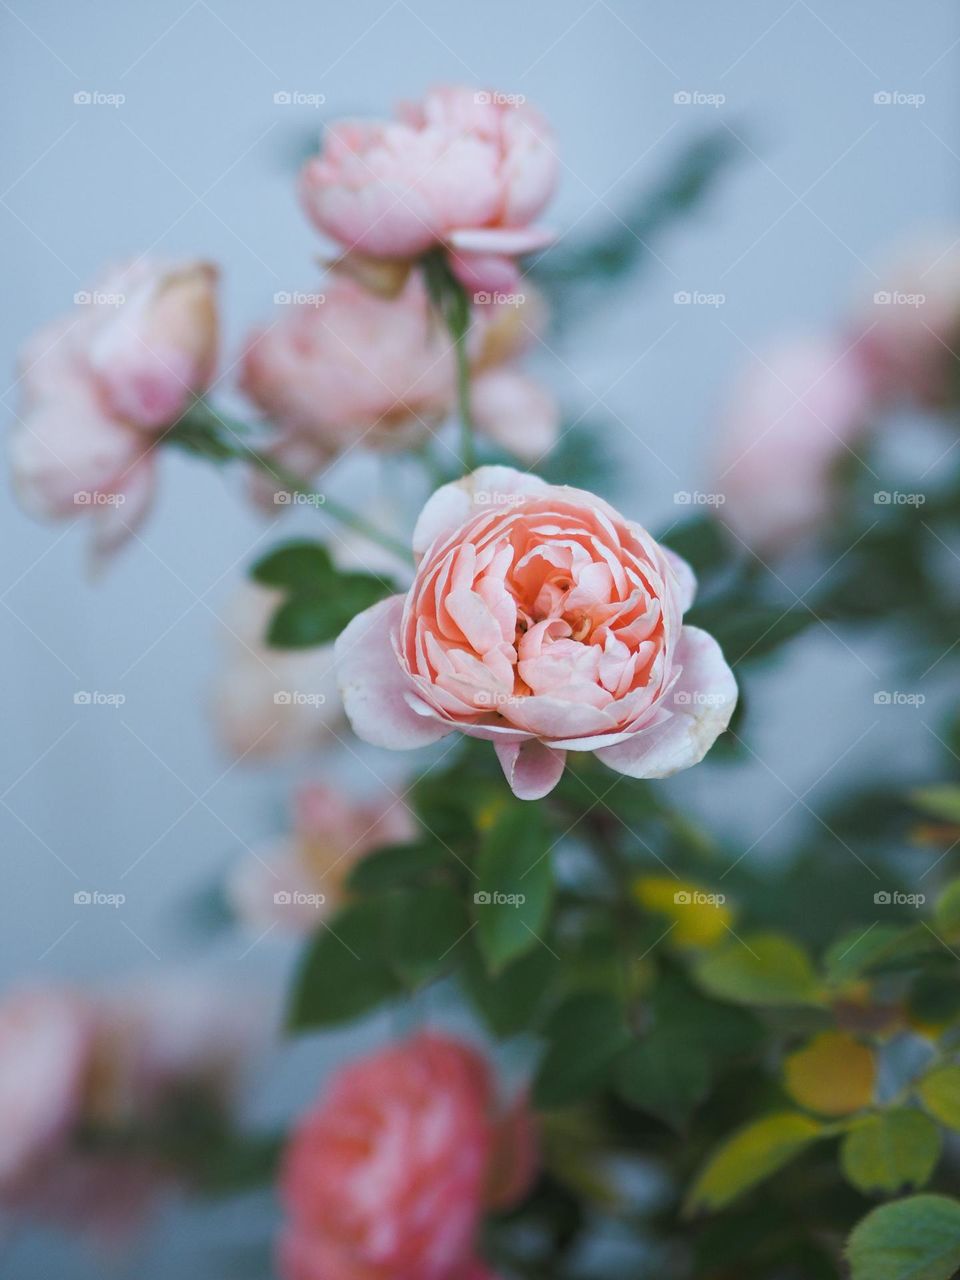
top-left (421, 250), bottom-right (477, 474)
top-left (452, 310), bottom-right (477, 473)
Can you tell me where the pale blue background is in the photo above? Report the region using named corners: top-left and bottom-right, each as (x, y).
top-left (1, 0), bottom-right (957, 1273)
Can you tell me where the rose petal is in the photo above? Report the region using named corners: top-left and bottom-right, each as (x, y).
top-left (595, 626), bottom-right (736, 778)
top-left (335, 596), bottom-right (451, 749)
top-left (494, 739), bottom-right (566, 800)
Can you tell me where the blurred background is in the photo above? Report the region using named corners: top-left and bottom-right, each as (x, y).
top-left (1, 0), bottom-right (957, 1273)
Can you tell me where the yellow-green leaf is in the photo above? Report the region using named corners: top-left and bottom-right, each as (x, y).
top-left (686, 1112), bottom-right (826, 1213)
top-left (918, 1065), bottom-right (960, 1131)
top-left (633, 875), bottom-right (733, 947)
top-left (841, 1109), bottom-right (941, 1194)
top-left (693, 933), bottom-right (822, 1007)
top-left (934, 880), bottom-right (960, 940)
top-left (784, 1031), bottom-right (876, 1116)
top-left (913, 786), bottom-right (960, 824)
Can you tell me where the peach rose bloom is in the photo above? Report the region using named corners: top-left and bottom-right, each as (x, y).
top-left (854, 233), bottom-right (960, 408)
top-left (210, 583), bottom-right (343, 759)
top-left (240, 274), bottom-right (557, 471)
top-left (0, 988), bottom-right (90, 1194)
top-left (715, 337), bottom-right (875, 554)
top-left (229, 781), bottom-right (416, 933)
top-left (9, 257), bottom-right (218, 563)
top-left (335, 467), bottom-right (737, 800)
top-left (278, 1033), bottom-right (536, 1280)
top-left (300, 86), bottom-right (557, 293)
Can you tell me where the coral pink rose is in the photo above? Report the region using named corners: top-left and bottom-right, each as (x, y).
top-left (853, 234), bottom-right (960, 408)
top-left (229, 780), bottom-right (416, 933)
top-left (715, 337), bottom-right (875, 553)
top-left (279, 1033), bottom-right (536, 1280)
top-left (0, 988), bottom-right (90, 1193)
top-left (9, 257), bottom-right (218, 563)
top-left (240, 274), bottom-right (557, 472)
top-left (335, 467), bottom-right (737, 800)
top-left (300, 86), bottom-right (557, 293)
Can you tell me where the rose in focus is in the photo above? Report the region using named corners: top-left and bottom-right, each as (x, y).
top-left (279, 1032), bottom-right (535, 1280)
top-left (8, 258), bottom-right (218, 563)
top-left (299, 85), bottom-right (557, 294)
top-left (336, 467), bottom-right (737, 799)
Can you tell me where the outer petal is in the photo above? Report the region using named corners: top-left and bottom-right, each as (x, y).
top-left (447, 227), bottom-right (556, 255)
top-left (412, 466), bottom-right (552, 561)
top-left (335, 595), bottom-right (451, 749)
top-left (595, 627), bottom-right (736, 779)
top-left (662, 546), bottom-right (697, 614)
top-left (494, 739), bottom-right (566, 800)
top-left (471, 369), bottom-right (559, 464)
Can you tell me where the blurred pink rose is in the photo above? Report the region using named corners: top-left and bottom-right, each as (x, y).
top-left (715, 337), bottom-right (875, 554)
top-left (9, 257), bottom-right (218, 563)
top-left (0, 989), bottom-right (90, 1194)
top-left (279, 1033), bottom-right (536, 1280)
top-left (229, 780), bottom-right (416, 933)
top-left (335, 466), bottom-right (736, 800)
top-left (240, 274), bottom-right (557, 471)
top-left (300, 86), bottom-right (557, 293)
top-left (854, 234), bottom-right (960, 408)
top-left (210, 583), bottom-right (343, 759)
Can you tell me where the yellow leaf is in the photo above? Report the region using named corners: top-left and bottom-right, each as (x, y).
top-left (633, 875), bottom-right (733, 947)
top-left (784, 1031), bottom-right (876, 1117)
top-left (687, 1111), bottom-right (826, 1213)
top-left (918, 1065), bottom-right (960, 1131)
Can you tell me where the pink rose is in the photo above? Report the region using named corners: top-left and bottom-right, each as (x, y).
top-left (854, 234), bottom-right (960, 408)
top-left (299, 86), bottom-right (557, 293)
top-left (209, 584), bottom-right (344, 759)
top-left (229, 780), bottom-right (416, 933)
top-left (335, 467), bottom-right (736, 800)
top-left (240, 274), bottom-right (557, 472)
top-left (9, 258), bottom-right (218, 562)
top-left (278, 1033), bottom-right (536, 1280)
top-left (0, 988), bottom-right (90, 1193)
top-left (715, 337), bottom-right (875, 553)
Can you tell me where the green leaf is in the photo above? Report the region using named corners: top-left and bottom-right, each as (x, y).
top-left (913, 786), bottom-right (960, 825)
top-left (846, 1195), bottom-right (960, 1280)
top-left (473, 802), bottom-right (554, 972)
top-left (384, 885), bottom-right (470, 986)
top-left (693, 933), bottom-right (822, 1007)
top-left (460, 943), bottom-right (559, 1039)
top-left (659, 513), bottom-right (732, 580)
top-left (686, 1112), bottom-right (827, 1214)
top-left (685, 604), bottom-right (813, 666)
top-left (825, 923), bottom-right (930, 983)
top-left (347, 841), bottom-right (453, 894)
top-left (841, 1109), bottom-right (941, 1194)
top-left (287, 901), bottom-right (400, 1030)
top-left (251, 539), bottom-right (333, 591)
top-left (533, 992), bottom-right (630, 1109)
top-left (918, 1065), bottom-right (960, 1131)
top-left (266, 574), bottom-right (390, 648)
top-left (934, 879), bottom-right (960, 939)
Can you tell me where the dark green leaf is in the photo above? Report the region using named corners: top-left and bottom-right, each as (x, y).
top-left (533, 992), bottom-right (629, 1108)
top-left (846, 1194), bottom-right (960, 1280)
top-left (287, 901), bottom-right (400, 1030)
top-left (459, 943), bottom-right (559, 1039)
top-left (347, 841), bottom-right (454, 894)
top-left (251, 539), bottom-right (334, 592)
top-left (473, 802), bottom-right (554, 972)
